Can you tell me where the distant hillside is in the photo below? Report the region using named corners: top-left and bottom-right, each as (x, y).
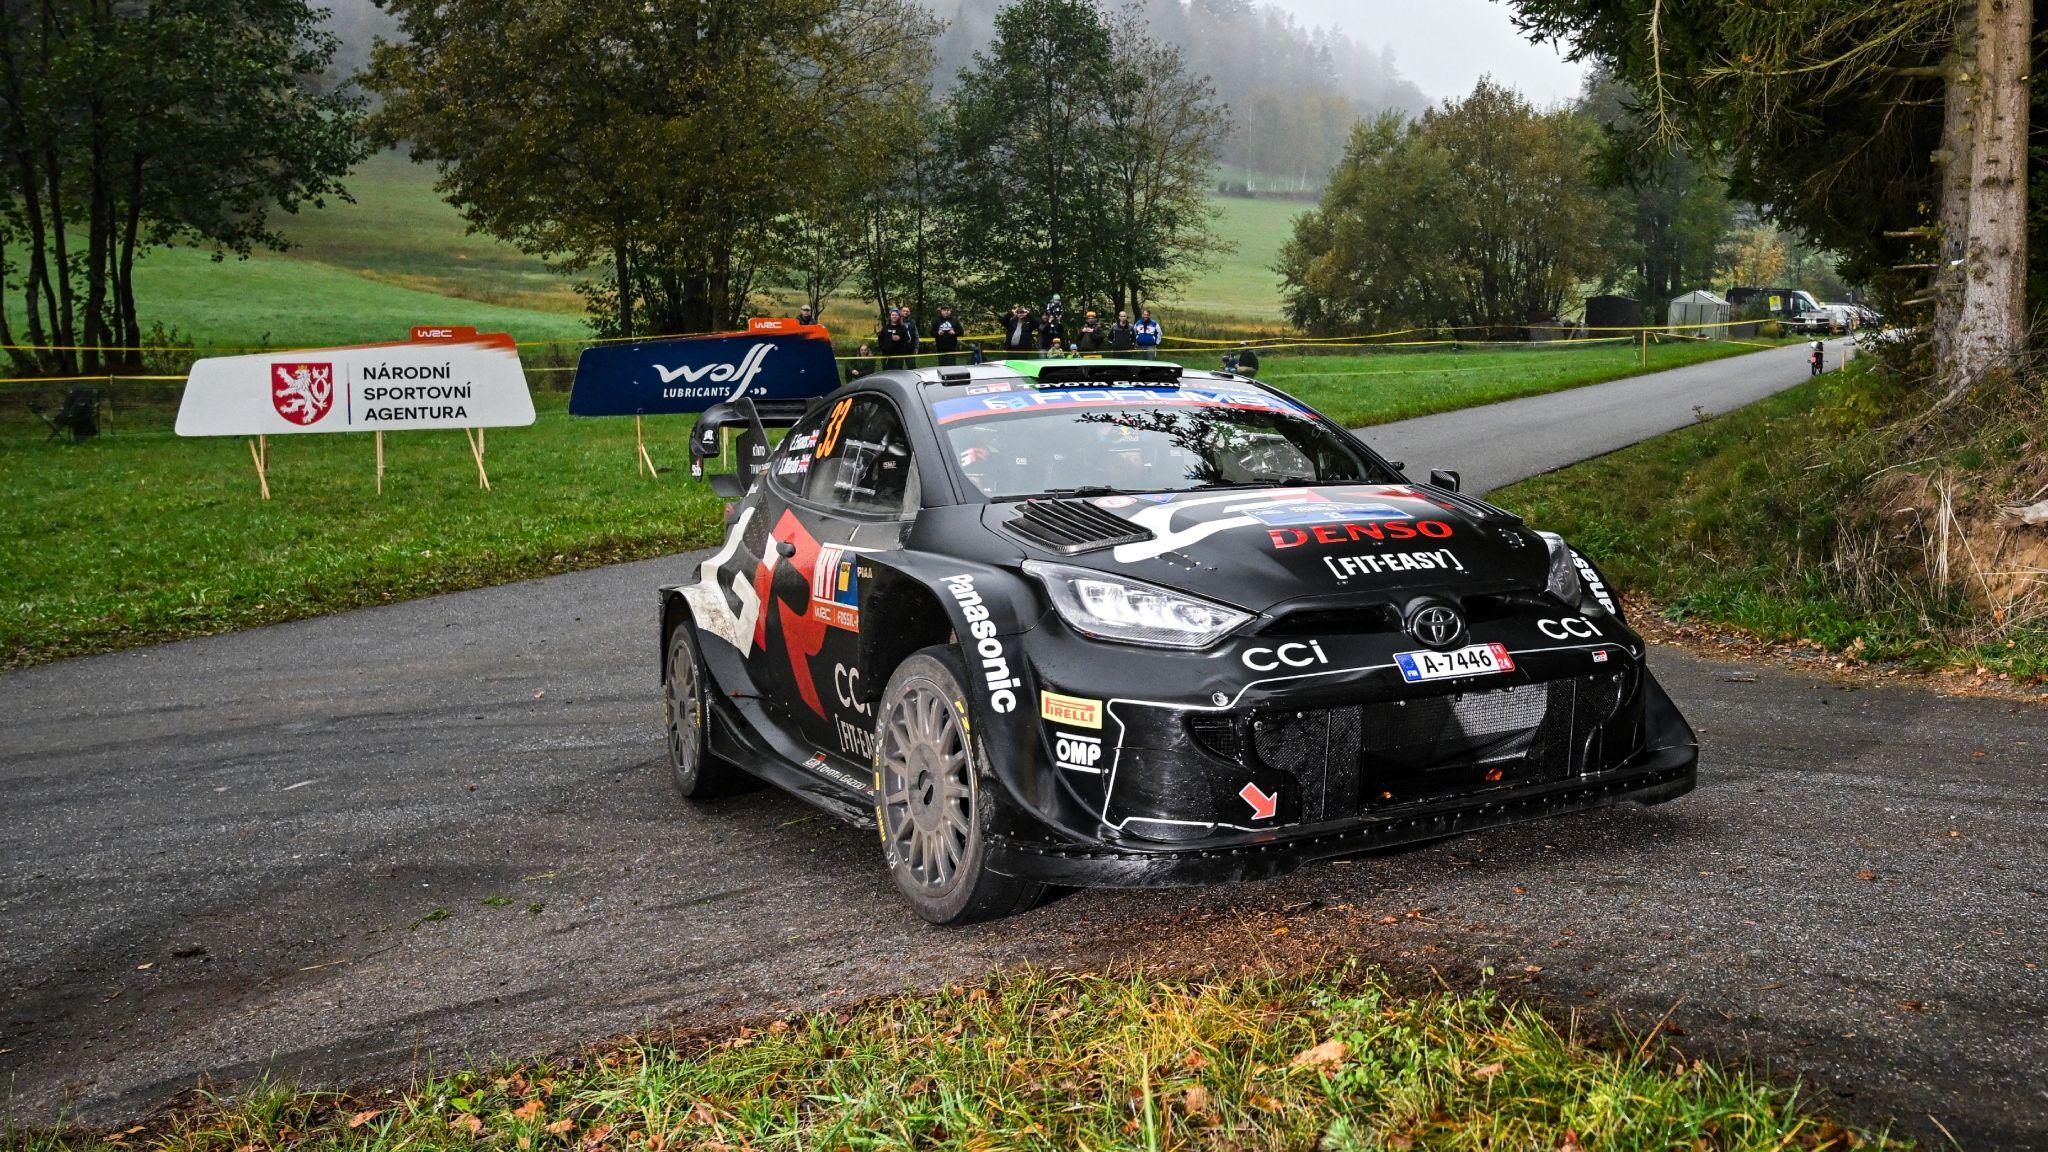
top-left (319, 0), bottom-right (1429, 192)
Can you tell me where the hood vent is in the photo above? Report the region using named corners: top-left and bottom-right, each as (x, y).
top-left (1003, 499), bottom-right (1156, 555)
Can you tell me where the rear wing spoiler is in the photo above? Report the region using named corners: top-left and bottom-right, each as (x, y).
top-left (688, 397), bottom-right (812, 497)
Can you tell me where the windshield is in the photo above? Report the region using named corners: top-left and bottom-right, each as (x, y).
top-left (928, 382), bottom-right (1392, 501)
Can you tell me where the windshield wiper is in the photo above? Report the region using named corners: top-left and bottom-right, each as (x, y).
top-left (997, 485), bottom-right (1130, 503)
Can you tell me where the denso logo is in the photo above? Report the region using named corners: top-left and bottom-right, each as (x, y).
top-left (1268, 521), bottom-right (1453, 550)
top-left (1241, 640), bottom-right (1328, 672)
top-left (653, 343), bottom-right (775, 400)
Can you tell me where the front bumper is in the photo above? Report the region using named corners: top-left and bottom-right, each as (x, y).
top-left (989, 731), bottom-right (1694, 887)
top-left (979, 602), bottom-right (1699, 888)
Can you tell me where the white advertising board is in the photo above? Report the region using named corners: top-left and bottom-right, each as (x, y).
top-left (175, 332), bottom-right (535, 437)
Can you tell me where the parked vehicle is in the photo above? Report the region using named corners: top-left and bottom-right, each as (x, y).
top-left (658, 358), bottom-right (1700, 923)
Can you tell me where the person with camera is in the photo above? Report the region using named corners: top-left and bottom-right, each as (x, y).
top-left (1038, 307), bottom-right (1065, 355)
top-left (1003, 304), bottom-right (1038, 353)
top-left (1076, 310), bottom-right (1104, 353)
top-left (932, 304), bottom-right (964, 366)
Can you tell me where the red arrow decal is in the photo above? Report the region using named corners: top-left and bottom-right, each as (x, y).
top-left (1238, 782), bottom-right (1278, 820)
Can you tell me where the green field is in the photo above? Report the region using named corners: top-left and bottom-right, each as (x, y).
top-left (0, 339), bottom-right (1785, 668)
top-left (7, 151), bottom-right (1301, 355)
top-left (13, 967), bottom-right (1901, 1152)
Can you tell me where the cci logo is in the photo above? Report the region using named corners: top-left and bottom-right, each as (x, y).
top-left (1240, 641), bottom-right (1328, 672)
top-left (1538, 617), bottom-right (1605, 640)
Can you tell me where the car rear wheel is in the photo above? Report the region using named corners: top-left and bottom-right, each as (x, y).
top-left (665, 622), bottom-right (747, 798)
top-left (873, 648), bottom-right (1044, 925)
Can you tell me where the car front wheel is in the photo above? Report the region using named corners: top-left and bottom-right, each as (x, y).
top-left (873, 648), bottom-right (1044, 925)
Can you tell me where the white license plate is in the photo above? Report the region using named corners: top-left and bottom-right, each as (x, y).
top-left (1394, 642), bottom-right (1515, 683)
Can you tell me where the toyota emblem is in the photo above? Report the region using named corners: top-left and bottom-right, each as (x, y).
top-left (1408, 603), bottom-right (1465, 649)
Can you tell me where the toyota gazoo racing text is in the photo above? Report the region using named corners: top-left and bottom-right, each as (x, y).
top-left (659, 359), bottom-right (1697, 923)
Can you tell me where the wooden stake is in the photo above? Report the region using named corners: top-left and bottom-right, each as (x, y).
top-left (249, 437), bottom-right (271, 500)
top-left (1639, 330), bottom-right (1649, 368)
top-left (259, 433), bottom-right (268, 472)
top-left (465, 427), bottom-right (492, 490)
top-left (375, 430), bottom-right (384, 494)
top-left (635, 415), bottom-right (658, 478)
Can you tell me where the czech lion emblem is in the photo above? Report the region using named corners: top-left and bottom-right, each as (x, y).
top-left (271, 361), bottom-right (335, 425)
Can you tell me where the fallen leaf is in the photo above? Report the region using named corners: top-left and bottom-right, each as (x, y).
top-left (1856, 870), bottom-right (1879, 881)
top-left (454, 1113), bottom-right (485, 1137)
top-left (688, 1103), bottom-right (717, 1126)
top-left (546, 1119), bottom-right (574, 1136)
top-left (584, 1123), bottom-right (614, 1146)
top-left (1181, 1049), bottom-right (1209, 1070)
top-left (347, 1109), bottom-right (382, 1129)
top-left (1289, 1038), bottom-right (1346, 1071)
top-left (513, 1099), bottom-right (545, 1121)
top-left (136, 963), bottom-right (153, 971)
top-left (1182, 1083), bottom-right (1211, 1115)
top-left (1559, 1128), bottom-right (1585, 1152)
top-left (1470, 1061), bottom-right (1506, 1081)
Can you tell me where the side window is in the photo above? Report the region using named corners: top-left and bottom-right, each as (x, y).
top-left (769, 404), bottom-right (833, 491)
top-left (801, 395), bottom-right (919, 517)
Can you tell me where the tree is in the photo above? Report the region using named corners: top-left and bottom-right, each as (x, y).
top-left (942, 0), bottom-right (1226, 319)
top-left (1277, 81), bottom-right (1612, 336)
top-left (944, 0), bottom-right (1118, 317)
top-left (1507, 0), bottom-right (2038, 392)
top-left (0, 0), bottom-right (365, 375)
top-left (1098, 20), bottom-right (1231, 313)
top-left (1579, 69), bottom-right (1733, 306)
top-left (368, 0), bottom-right (938, 337)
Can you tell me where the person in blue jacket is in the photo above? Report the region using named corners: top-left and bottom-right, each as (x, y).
top-left (1133, 308), bottom-right (1163, 358)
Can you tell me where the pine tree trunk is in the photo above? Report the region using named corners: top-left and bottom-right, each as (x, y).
top-left (1933, 3), bottom-right (1975, 384)
top-left (1950, 0), bottom-right (2032, 393)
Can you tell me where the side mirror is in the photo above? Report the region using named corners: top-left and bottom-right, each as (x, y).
top-left (1386, 460), bottom-right (1407, 474)
top-left (690, 399), bottom-right (772, 495)
top-left (1430, 468), bottom-right (1461, 493)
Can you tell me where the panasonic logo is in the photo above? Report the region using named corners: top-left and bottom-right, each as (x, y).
top-left (652, 343), bottom-right (775, 401)
top-left (943, 574), bottom-right (1019, 713)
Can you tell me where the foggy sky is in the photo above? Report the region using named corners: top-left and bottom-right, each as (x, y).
top-left (1260, 0), bottom-right (1588, 108)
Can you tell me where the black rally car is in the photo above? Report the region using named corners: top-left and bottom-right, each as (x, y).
top-left (661, 359), bottom-right (1697, 923)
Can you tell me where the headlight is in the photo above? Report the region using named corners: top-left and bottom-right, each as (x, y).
top-left (1535, 531), bottom-right (1583, 606)
top-left (1022, 560), bottom-right (1251, 649)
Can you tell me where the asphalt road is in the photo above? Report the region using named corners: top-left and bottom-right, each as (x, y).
top-left (6, 338), bottom-right (2044, 1148)
top-left (1372, 338), bottom-right (1850, 495)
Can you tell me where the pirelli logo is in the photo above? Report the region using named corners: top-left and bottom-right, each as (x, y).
top-left (1039, 691), bottom-right (1102, 729)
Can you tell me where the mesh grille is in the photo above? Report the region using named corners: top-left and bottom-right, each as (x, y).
top-left (1189, 714), bottom-right (1242, 761)
top-left (1003, 499), bottom-right (1156, 555)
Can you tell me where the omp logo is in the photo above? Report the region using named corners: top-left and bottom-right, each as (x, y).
top-left (944, 574), bottom-right (1020, 713)
top-left (1039, 691), bottom-right (1101, 729)
top-left (653, 343), bottom-right (775, 401)
top-left (1053, 732), bottom-right (1102, 773)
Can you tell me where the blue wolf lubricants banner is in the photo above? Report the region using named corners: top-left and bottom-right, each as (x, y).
top-left (568, 321), bottom-right (839, 416)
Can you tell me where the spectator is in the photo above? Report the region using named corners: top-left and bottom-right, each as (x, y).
top-left (797, 303), bottom-right (818, 327)
top-left (932, 304), bottom-right (963, 365)
top-left (1044, 293), bottom-right (1065, 329)
top-left (1134, 308), bottom-right (1162, 357)
top-left (901, 306), bottom-right (922, 359)
top-left (1003, 304), bottom-right (1039, 353)
top-left (1039, 309), bottom-right (1065, 354)
top-left (1076, 310), bottom-right (1104, 353)
top-left (1230, 341), bottom-right (1261, 377)
top-left (879, 307), bottom-right (912, 371)
top-left (1108, 310), bottom-right (1135, 353)
top-left (845, 343), bottom-right (876, 382)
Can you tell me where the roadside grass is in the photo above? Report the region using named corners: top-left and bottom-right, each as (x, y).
top-left (1262, 336), bottom-right (1792, 429)
top-left (0, 339), bottom-right (1796, 669)
top-left (1496, 365), bottom-right (2048, 683)
top-left (5, 967), bottom-right (1904, 1151)
top-left (0, 392), bottom-right (723, 669)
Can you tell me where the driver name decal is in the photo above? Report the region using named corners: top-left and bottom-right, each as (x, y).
top-left (943, 574), bottom-right (1020, 713)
